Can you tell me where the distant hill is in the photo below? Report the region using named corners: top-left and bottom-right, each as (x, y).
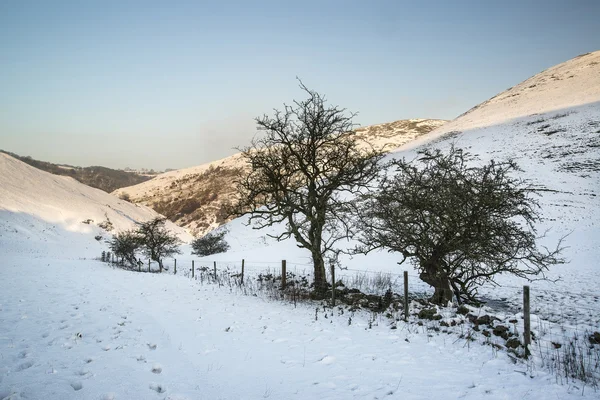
top-left (114, 118), bottom-right (447, 237)
top-left (0, 150), bottom-right (153, 193)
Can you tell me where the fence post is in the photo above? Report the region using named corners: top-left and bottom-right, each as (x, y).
top-left (241, 259), bottom-right (245, 285)
top-left (331, 263), bottom-right (335, 306)
top-left (281, 260), bottom-right (287, 290)
top-left (523, 285), bottom-right (531, 358)
top-left (148, 258), bottom-right (150, 273)
top-left (214, 261), bottom-right (217, 281)
top-left (192, 260), bottom-right (195, 279)
top-left (174, 259), bottom-right (177, 275)
top-left (404, 271), bottom-right (409, 322)
top-left (138, 258), bottom-right (141, 272)
top-left (112, 253), bottom-right (115, 264)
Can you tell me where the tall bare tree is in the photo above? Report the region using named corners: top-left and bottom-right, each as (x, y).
top-left (234, 82), bottom-right (384, 291)
top-left (355, 146), bottom-right (565, 304)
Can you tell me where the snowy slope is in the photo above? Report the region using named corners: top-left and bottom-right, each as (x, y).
top-left (0, 153), bottom-right (192, 258)
top-left (417, 50), bottom-right (600, 145)
top-left (114, 119), bottom-right (446, 237)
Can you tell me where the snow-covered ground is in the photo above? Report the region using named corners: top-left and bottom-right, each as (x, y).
top-left (2, 255), bottom-right (596, 400)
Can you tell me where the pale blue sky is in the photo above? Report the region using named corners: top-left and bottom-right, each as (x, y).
top-left (1, 0), bottom-right (598, 170)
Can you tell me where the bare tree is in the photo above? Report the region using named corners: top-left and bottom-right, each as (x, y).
top-left (233, 81), bottom-right (384, 292)
top-left (109, 230), bottom-right (141, 267)
top-left (136, 217), bottom-right (182, 272)
top-left (355, 145), bottom-right (565, 304)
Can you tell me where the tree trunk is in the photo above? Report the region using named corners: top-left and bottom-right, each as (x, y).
top-left (419, 262), bottom-right (453, 305)
top-left (312, 251), bottom-right (327, 294)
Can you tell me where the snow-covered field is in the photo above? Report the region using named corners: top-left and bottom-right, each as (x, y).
top-left (1, 51), bottom-right (600, 399)
top-left (2, 254), bottom-right (596, 400)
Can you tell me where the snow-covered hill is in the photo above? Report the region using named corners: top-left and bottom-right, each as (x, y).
top-left (0, 153), bottom-right (192, 258)
top-left (421, 50), bottom-right (600, 143)
top-left (114, 118), bottom-right (446, 237)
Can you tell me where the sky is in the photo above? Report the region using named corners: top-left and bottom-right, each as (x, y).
top-left (1, 0), bottom-right (599, 171)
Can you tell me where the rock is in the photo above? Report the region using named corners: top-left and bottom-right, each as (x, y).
top-left (476, 315), bottom-right (494, 326)
top-left (418, 308), bottom-right (440, 320)
top-left (506, 338), bottom-right (521, 349)
top-left (589, 331), bottom-right (600, 345)
top-left (457, 305), bottom-right (469, 315)
top-left (440, 321), bottom-right (450, 327)
top-left (493, 325), bottom-right (509, 339)
top-left (482, 330), bottom-right (491, 337)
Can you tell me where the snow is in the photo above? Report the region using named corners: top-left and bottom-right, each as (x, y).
top-left (1, 51), bottom-right (600, 399)
top-left (1, 256), bottom-right (593, 399)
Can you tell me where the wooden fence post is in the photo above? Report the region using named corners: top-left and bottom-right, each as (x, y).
top-left (214, 261), bottom-right (217, 281)
top-left (331, 263), bottom-right (335, 306)
top-left (112, 253), bottom-right (115, 264)
top-left (241, 259), bottom-right (245, 285)
top-left (174, 259), bottom-right (177, 275)
top-left (138, 259), bottom-right (141, 272)
top-left (281, 260), bottom-right (287, 290)
top-left (523, 285), bottom-right (531, 358)
top-left (192, 260), bottom-right (195, 279)
top-left (148, 258), bottom-right (150, 273)
top-left (404, 271), bottom-right (409, 322)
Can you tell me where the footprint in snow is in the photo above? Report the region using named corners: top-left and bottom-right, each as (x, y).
top-left (16, 361), bottom-right (34, 371)
top-left (76, 369), bottom-right (91, 377)
top-left (151, 364), bottom-right (162, 374)
top-left (102, 345), bottom-right (111, 351)
top-left (70, 381), bottom-right (83, 391)
top-left (147, 343), bottom-right (157, 350)
top-left (149, 383), bottom-right (166, 393)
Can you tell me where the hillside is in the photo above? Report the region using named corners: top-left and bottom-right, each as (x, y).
top-left (114, 118), bottom-right (446, 236)
top-left (0, 153), bottom-right (191, 258)
top-left (423, 50), bottom-right (600, 142)
top-left (0, 150), bottom-right (153, 193)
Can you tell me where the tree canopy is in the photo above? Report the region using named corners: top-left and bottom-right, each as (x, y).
top-left (233, 81), bottom-right (384, 291)
top-left (356, 145), bottom-right (565, 304)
